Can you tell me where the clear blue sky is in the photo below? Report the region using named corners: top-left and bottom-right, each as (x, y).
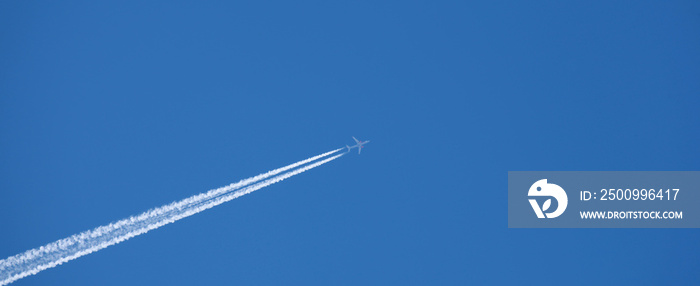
top-left (1, 1), bottom-right (699, 285)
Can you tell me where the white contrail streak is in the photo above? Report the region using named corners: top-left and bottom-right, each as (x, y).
top-left (0, 150), bottom-right (343, 285)
top-left (0, 148), bottom-right (341, 271)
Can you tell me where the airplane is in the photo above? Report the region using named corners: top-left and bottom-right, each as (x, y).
top-left (346, 136), bottom-right (370, 154)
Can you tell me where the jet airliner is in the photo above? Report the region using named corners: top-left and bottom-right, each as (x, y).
top-left (346, 136), bottom-right (370, 154)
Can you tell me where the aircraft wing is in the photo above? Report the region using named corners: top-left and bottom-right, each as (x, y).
top-left (352, 136), bottom-right (360, 143)
top-left (358, 146), bottom-right (362, 154)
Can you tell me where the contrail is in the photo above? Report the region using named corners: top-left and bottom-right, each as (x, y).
top-left (0, 148), bottom-right (341, 271)
top-left (0, 149), bottom-right (343, 285)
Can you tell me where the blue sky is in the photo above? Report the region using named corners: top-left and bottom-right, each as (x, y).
top-left (1, 1), bottom-right (699, 285)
